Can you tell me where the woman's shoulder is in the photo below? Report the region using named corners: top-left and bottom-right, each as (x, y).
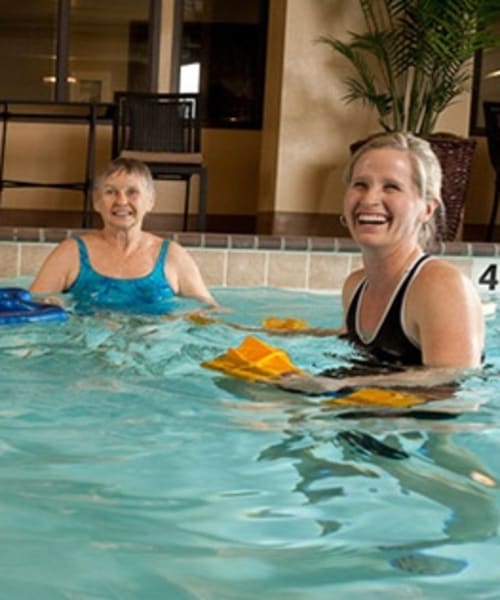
top-left (164, 238), bottom-right (189, 257)
top-left (417, 256), bottom-right (470, 286)
top-left (411, 256), bottom-right (480, 307)
top-left (51, 236), bottom-right (80, 257)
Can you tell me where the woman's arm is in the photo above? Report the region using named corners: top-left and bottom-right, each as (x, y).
top-left (30, 239), bottom-right (79, 294)
top-left (165, 241), bottom-right (218, 306)
top-left (278, 366), bottom-right (467, 396)
top-left (228, 323), bottom-right (343, 336)
top-left (408, 260), bottom-right (484, 368)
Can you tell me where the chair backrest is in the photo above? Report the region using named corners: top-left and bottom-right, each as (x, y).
top-left (483, 101), bottom-right (500, 175)
top-left (112, 92), bottom-right (201, 156)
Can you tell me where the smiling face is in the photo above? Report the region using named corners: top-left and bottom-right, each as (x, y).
top-left (343, 147), bottom-right (436, 249)
top-left (94, 168), bottom-right (155, 231)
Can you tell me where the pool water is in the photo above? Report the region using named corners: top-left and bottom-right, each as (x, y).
top-left (0, 285), bottom-right (499, 599)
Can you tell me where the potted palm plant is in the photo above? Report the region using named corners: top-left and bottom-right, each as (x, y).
top-left (319, 0), bottom-right (500, 240)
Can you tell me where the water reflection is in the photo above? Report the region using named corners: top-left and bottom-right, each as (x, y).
top-left (216, 375), bottom-right (499, 576)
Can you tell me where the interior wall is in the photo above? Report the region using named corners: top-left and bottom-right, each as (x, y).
top-left (203, 129), bottom-right (261, 215)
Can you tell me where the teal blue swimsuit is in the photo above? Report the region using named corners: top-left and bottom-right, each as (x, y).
top-left (67, 236), bottom-right (176, 314)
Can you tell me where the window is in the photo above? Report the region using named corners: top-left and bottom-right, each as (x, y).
top-left (0, 0), bottom-right (269, 127)
top-left (180, 0), bottom-right (269, 128)
top-left (470, 17), bottom-right (500, 135)
top-left (0, 1), bottom-right (58, 101)
top-left (0, 0), bottom-right (154, 103)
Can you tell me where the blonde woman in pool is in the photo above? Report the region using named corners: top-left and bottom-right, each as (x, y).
top-left (279, 132), bottom-right (484, 393)
top-left (31, 158), bottom-right (217, 313)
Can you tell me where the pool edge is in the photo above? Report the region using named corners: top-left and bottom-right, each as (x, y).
top-left (0, 227), bottom-right (499, 295)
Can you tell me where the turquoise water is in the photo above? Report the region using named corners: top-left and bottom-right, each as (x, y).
top-left (0, 284), bottom-right (499, 599)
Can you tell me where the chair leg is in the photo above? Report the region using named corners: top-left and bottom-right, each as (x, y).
top-left (82, 187), bottom-right (93, 228)
top-left (198, 167), bottom-right (208, 232)
top-left (182, 176), bottom-right (191, 232)
top-left (486, 176), bottom-right (500, 241)
top-left (82, 103), bottom-right (97, 229)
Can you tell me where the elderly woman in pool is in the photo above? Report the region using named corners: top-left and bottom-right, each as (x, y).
top-left (30, 157), bottom-right (217, 312)
top-left (281, 132), bottom-right (484, 394)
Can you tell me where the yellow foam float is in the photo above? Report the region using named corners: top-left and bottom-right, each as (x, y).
top-left (322, 387), bottom-right (425, 408)
top-left (262, 317), bottom-right (309, 331)
top-left (202, 336), bottom-right (425, 408)
top-left (202, 336), bottom-right (306, 382)
top-left (187, 313), bottom-right (310, 332)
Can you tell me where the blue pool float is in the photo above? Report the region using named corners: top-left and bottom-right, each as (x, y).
top-left (0, 287), bottom-right (68, 325)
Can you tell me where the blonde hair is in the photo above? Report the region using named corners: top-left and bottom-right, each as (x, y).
top-left (346, 132), bottom-right (445, 245)
top-left (94, 157), bottom-right (155, 199)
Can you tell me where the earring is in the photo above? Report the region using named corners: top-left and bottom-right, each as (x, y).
top-left (339, 215), bottom-right (348, 227)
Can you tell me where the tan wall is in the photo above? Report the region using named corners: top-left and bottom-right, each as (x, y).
top-left (203, 129), bottom-right (261, 215)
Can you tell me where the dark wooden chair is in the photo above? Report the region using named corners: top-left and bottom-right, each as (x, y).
top-left (483, 101), bottom-right (500, 241)
top-left (112, 92), bottom-right (207, 232)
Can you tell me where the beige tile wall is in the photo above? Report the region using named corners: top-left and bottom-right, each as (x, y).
top-left (0, 243), bottom-right (19, 278)
top-left (1, 241), bottom-right (498, 295)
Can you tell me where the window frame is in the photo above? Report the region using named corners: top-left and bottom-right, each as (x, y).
top-left (51, 0), bottom-right (160, 102)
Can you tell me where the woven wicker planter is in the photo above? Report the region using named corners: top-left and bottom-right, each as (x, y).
top-left (350, 134), bottom-right (477, 241)
top-left (427, 134), bottom-right (476, 241)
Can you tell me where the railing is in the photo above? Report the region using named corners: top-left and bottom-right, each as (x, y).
top-left (0, 101), bottom-right (113, 228)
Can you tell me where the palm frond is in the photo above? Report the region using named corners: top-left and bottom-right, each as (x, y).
top-left (319, 0), bottom-right (500, 136)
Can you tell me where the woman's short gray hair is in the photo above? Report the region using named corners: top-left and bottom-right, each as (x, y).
top-left (94, 157), bottom-right (156, 199)
top-left (346, 132), bottom-right (445, 246)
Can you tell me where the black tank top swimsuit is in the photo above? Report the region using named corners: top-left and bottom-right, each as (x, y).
top-left (344, 254), bottom-right (432, 366)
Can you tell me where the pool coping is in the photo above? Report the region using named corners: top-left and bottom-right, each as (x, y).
top-left (0, 226), bottom-right (499, 256)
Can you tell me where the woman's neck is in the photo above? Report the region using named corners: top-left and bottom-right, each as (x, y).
top-left (362, 245), bottom-right (423, 291)
top-left (98, 228), bottom-right (148, 254)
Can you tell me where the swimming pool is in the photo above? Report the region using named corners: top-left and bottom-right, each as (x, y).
top-left (0, 284), bottom-right (499, 599)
